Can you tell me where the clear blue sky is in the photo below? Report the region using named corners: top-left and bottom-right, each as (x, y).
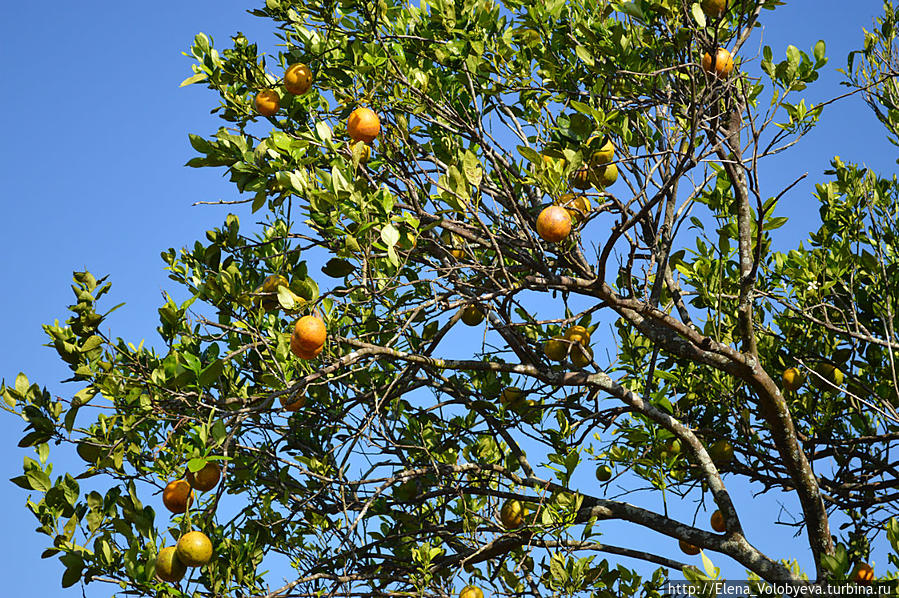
top-left (0, 1), bottom-right (894, 596)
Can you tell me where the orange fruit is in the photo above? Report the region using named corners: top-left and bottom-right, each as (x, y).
top-left (290, 337), bottom-right (324, 360)
top-left (254, 90), bottom-right (280, 117)
top-left (459, 585), bottom-right (484, 598)
top-left (571, 167), bottom-right (593, 190)
top-left (176, 531), bottom-right (213, 567)
top-left (702, 48), bottom-right (734, 78)
top-left (782, 367), bottom-right (803, 392)
top-left (595, 464), bottom-right (612, 481)
top-left (500, 387), bottom-right (525, 408)
top-left (679, 539), bottom-right (701, 555)
top-left (544, 336), bottom-right (568, 361)
top-left (597, 164), bottom-right (618, 188)
top-left (710, 509), bottom-right (726, 532)
top-left (280, 393), bottom-right (307, 412)
top-left (701, 0), bottom-right (727, 18)
top-left (284, 63), bottom-right (312, 95)
top-left (590, 139), bottom-right (615, 165)
top-left (852, 563), bottom-right (874, 584)
top-left (565, 325), bottom-right (591, 346)
top-left (440, 230), bottom-right (465, 259)
top-left (186, 462), bottom-right (221, 492)
top-left (162, 479), bottom-right (194, 514)
top-left (536, 205), bottom-right (572, 243)
top-left (291, 316), bottom-right (327, 354)
top-left (499, 499), bottom-right (526, 529)
top-left (460, 304), bottom-right (484, 326)
top-left (262, 274), bottom-right (289, 293)
top-left (155, 546), bottom-right (186, 582)
top-left (556, 193), bottom-right (591, 223)
top-left (570, 344), bottom-right (593, 369)
top-left (347, 107), bottom-right (381, 143)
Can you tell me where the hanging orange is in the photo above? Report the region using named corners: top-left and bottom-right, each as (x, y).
top-left (284, 63), bottom-right (312, 95)
top-left (347, 107), bottom-right (381, 143)
top-left (254, 90), bottom-right (281, 116)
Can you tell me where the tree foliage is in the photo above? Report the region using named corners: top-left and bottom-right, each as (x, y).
top-left (6, 0), bottom-right (899, 596)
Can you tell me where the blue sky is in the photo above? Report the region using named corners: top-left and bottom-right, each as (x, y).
top-left (0, 1), bottom-right (895, 596)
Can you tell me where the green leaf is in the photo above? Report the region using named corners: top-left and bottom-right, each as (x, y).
top-left (315, 121), bottom-right (333, 144)
top-left (15, 373), bottom-right (28, 397)
top-left (574, 45), bottom-right (595, 67)
top-left (179, 72), bottom-right (208, 87)
top-left (322, 258), bottom-right (356, 278)
top-left (814, 40), bottom-right (826, 63)
top-left (199, 359), bottom-right (224, 387)
top-left (690, 3), bottom-right (706, 28)
top-left (277, 286), bottom-right (297, 310)
top-left (517, 145), bottom-right (542, 164)
top-left (188, 457), bottom-right (207, 473)
top-left (381, 224), bottom-right (400, 247)
top-left (26, 467), bottom-right (51, 492)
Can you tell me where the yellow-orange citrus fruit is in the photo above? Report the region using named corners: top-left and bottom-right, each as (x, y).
top-left (710, 509), bottom-right (726, 532)
top-left (565, 325), bottom-right (591, 346)
top-left (680, 539), bottom-right (701, 555)
top-left (460, 304), bottom-right (485, 326)
top-left (556, 193), bottom-right (592, 223)
top-left (186, 462), bottom-right (221, 492)
top-left (290, 338), bottom-right (323, 360)
top-left (440, 230), bottom-right (465, 259)
top-left (176, 531), bottom-right (213, 567)
top-left (571, 167), bottom-right (593, 190)
top-left (597, 164), bottom-right (619, 188)
top-left (499, 499), bottom-right (526, 530)
top-left (591, 139), bottom-right (615, 165)
top-left (155, 546), bottom-right (187, 583)
top-left (536, 205), bottom-right (572, 243)
top-left (284, 63), bottom-right (313, 95)
top-left (544, 336), bottom-right (568, 361)
top-left (162, 479), bottom-right (194, 514)
top-left (701, 0), bottom-right (727, 18)
top-left (852, 563), bottom-right (874, 584)
top-left (262, 274), bottom-right (289, 293)
top-left (280, 393), bottom-right (307, 412)
top-left (570, 344), bottom-right (593, 369)
top-left (702, 48), bottom-right (734, 78)
top-left (350, 141), bottom-right (371, 163)
top-left (500, 387), bottom-right (525, 408)
top-left (347, 107), bottom-right (381, 143)
top-left (782, 367), bottom-right (803, 392)
top-left (709, 440), bottom-right (734, 465)
top-left (292, 316), bottom-right (327, 354)
top-left (459, 585), bottom-right (484, 598)
top-left (595, 464), bottom-right (612, 481)
top-left (254, 90), bottom-right (281, 117)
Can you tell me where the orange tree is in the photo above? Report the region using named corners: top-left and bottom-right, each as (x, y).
top-left (6, 0), bottom-right (899, 596)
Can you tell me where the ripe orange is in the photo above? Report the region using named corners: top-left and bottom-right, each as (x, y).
top-left (284, 63), bottom-right (312, 95)
top-left (597, 164), bottom-right (618, 188)
top-left (460, 304), bottom-right (484, 326)
top-left (254, 90), bottom-right (281, 117)
top-left (570, 344), bottom-right (593, 369)
top-left (701, 0), bottom-right (727, 18)
top-left (459, 585), bottom-right (484, 598)
top-left (589, 137), bottom-right (615, 165)
top-left (556, 193), bottom-right (591, 224)
top-left (347, 107), bottom-right (381, 143)
top-left (679, 539), bottom-right (701, 555)
top-left (782, 367), bottom-right (803, 392)
top-left (536, 205), bottom-right (572, 243)
top-left (176, 531), bottom-right (213, 567)
top-left (162, 479), bottom-right (194, 514)
top-left (262, 274), bottom-right (289, 293)
top-left (565, 325), bottom-right (591, 346)
top-left (702, 48), bottom-right (734, 78)
top-left (571, 167), bottom-right (593, 190)
top-left (155, 546), bottom-right (187, 582)
top-left (852, 563), bottom-right (874, 584)
top-left (291, 316), bottom-right (327, 354)
top-left (499, 499), bottom-right (526, 529)
top-left (186, 462), bottom-right (221, 492)
top-left (280, 393), bottom-right (307, 412)
top-left (710, 509), bottom-right (726, 532)
top-left (544, 336), bottom-right (568, 361)
top-left (290, 338), bottom-right (324, 360)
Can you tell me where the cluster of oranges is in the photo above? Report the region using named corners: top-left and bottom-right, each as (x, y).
top-left (253, 63), bottom-right (380, 159)
top-left (155, 462), bottom-right (222, 582)
top-left (544, 324), bottom-right (594, 368)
